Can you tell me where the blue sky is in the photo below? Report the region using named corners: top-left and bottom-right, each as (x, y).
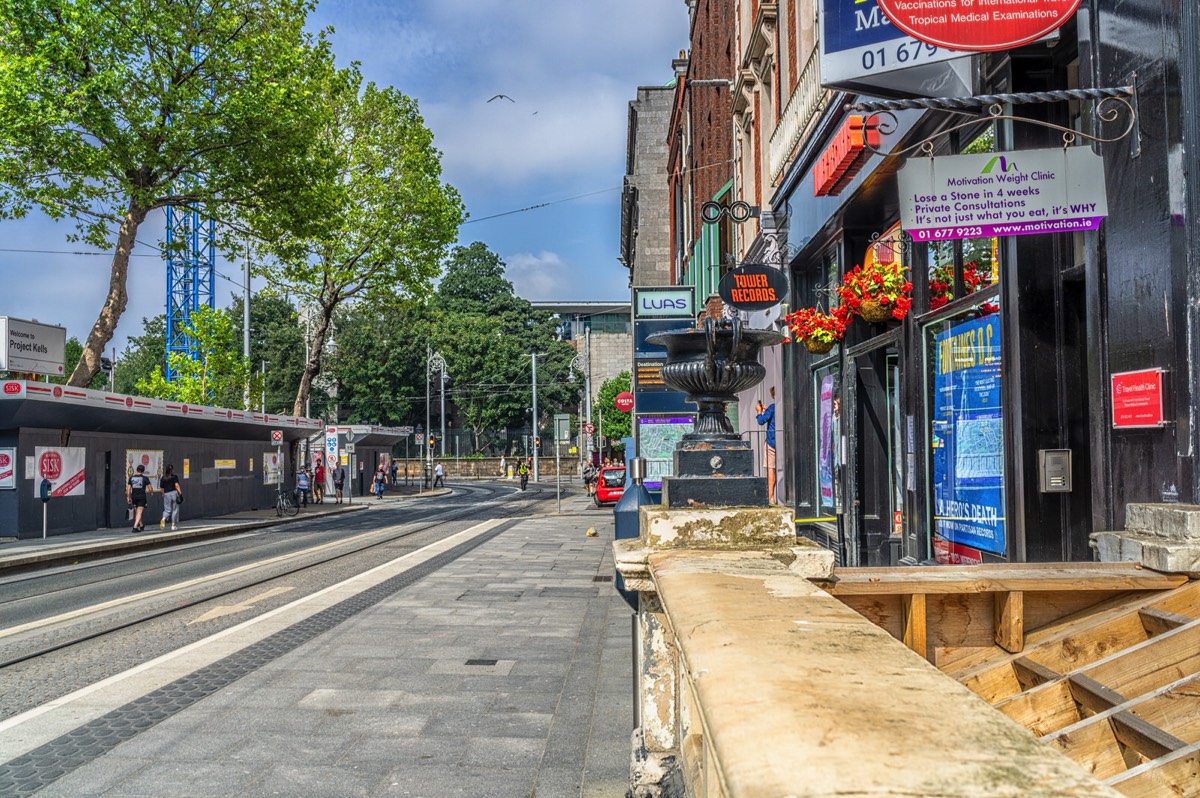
top-left (1, 1), bottom-right (687, 353)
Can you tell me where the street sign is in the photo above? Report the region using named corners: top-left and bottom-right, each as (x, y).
top-left (583, 422), bottom-right (595, 434)
top-left (415, 433), bottom-right (424, 446)
top-left (345, 443), bottom-right (356, 454)
top-left (270, 429), bottom-right (283, 444)
top-left (554, 413), bottom-right (571, 444)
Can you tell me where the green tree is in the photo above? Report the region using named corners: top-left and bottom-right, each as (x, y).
top-left (135, 306), bottom-right (260, 406)
top-left (327, 303), bottom-right (428, 424)
top-left (261, 69), bottom-right (463, 416)
top-left (0, 0), bottom-right (339, 387)
top-left (227, 293), bottom-right (322, 415)
top-left (595, 372), bottom-right (633, 446)
top-left (112, 315), bottom-right (167, 396)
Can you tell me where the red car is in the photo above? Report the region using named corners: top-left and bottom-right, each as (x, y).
top-left (594, 465), bottom-right (626, 506)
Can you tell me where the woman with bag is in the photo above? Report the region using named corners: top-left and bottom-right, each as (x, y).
top-left (159, 464), bottom-right (183, 531)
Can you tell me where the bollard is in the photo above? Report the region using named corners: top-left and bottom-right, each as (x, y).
top-left (40, 478), bottom-right (52, 539)
top-left (612, 457), bottom-right (654, 610)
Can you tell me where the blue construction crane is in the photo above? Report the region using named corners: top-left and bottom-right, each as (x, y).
top-left (164, 200), bottom-right (216, 380)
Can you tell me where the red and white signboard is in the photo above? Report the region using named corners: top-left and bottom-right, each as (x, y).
top-left (34, 446), bottom-right (86, 498)
top-left (125, 450), bottom-right (164, 480)
top-left (933, 536), bottom-right (984, 565)
top-left (271, 429), bottom-right (283, 444)
top-left (0, 448), bottom-right (15, 489)
top-left (876, 0), bottom-right (1081, 53)
top-left (615, 392), bottom-right (635, 413)
top-left (1112, 368), bottom-right (1165, 429)
top-left (583, 422), bottom-right (595, 434)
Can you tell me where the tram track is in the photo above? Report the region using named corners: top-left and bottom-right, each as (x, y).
top-left (0, 482), bottom-right (556, 676)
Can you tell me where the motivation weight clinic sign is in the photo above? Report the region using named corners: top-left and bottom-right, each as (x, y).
top-left (898, 146), bottom-right (1107, 243)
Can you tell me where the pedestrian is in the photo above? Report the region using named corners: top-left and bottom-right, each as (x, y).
top-left (433, 461), bottom-right (444, 488)
top-left (333, 463), bottom-right (346, 503)
top-left (583, 462), bottom-right (596, 496)
top-left (499, 454), bottom-right (507, 480)
top-left (756, 386), bottom-right (777, 504)
top-left (158, 464), bottom-right (183, 531)
top-left (127, 464), bottom-right (151, 533)
top-left (296, 468), bottom-right (310, 507)
top-left (313, 460), bottom-right (325, 505)
top-left (373, 467), bottom-right (386, 499)
top-left (390, 460), bottom-right (399, 485)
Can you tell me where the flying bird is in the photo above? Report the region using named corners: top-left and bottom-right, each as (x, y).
top-left (487, 94), bottom-right (515, 103)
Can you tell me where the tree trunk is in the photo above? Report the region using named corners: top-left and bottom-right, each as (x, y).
top-left (68, 201), bottom-right (149, 387)
top-left (293, 301), bottom-right (334, 417)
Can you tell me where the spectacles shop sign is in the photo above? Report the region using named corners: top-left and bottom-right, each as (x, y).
top-left (0, 316), bottom-right (68, 377)
top-left (898, 147), bottom-right (1108, 243)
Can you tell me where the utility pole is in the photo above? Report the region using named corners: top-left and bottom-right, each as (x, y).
top-left (531, 352), bottom-right (539, 483)
top-left (426, 345), bottom-right (431, 487)
top-left (585, 327), bottom-right (593, 459)
top-left (243, 248), bottom-right (251, 410)
top-left (440, 360), bottom-right (447, 457)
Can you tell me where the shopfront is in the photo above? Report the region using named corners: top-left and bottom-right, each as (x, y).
top-left (776, 5), bottom-right (1200, 567)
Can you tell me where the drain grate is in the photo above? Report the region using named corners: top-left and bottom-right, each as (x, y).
top-left (465, 658), bottom-right (499, 666)
top-left (592, 575), bottom-right (613, 582)
top-left (0, 521), bottom-right (512, 797)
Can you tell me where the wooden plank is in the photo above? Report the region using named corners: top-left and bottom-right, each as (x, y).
top-left (996, 680), bottom-right (1081, 736)
top-left (1012, 656), bottom-right (1061, 690)
top-left (824, 563), bottom-right (1188, 596)
top-left (1110, 712), bottom-right (1187, 760)
top-left (1069, 674), bottom-right (1127, 715)
top-left (994, 591), bottom-right (1024, 653)
top-left (902, 593), bottom-right (927, 659)
top-left (1138, 607), bottom-right (1194, 636)
top-left (1105, 741), bottom-right (1200, 797)
top-left (1085, 618), bottom-right (1200, 698)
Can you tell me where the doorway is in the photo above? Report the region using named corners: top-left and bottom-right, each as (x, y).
top-left (849, 344), bottom-right (903, 566)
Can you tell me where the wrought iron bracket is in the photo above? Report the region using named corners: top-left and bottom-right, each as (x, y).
top-left (844, 80), bottom-right (1139, 160)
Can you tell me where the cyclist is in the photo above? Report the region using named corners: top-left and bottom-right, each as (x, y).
top-left (518, 459), bottom-right (529, 491)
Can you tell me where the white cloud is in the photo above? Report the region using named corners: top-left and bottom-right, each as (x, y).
top-left (504, 249), bottom-right (627, 302)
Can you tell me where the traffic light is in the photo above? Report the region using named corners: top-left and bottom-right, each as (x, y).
top-left (428, 437), bottom-right (436, 448)
top-left (535, 437), bottom-right (541, 447)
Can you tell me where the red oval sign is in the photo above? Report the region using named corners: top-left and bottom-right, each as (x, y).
top-left (876, 0), bottom-right (1081, 52)
top-left (0, 453), bottom-right (10, 468)
top-left (3, 382), bottom-right (21, 395)
top-left (615, 392), bottom-right (635, 413)
top-left (40, 451), bottom-right (63, 481)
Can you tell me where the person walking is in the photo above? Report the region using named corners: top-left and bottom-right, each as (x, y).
top-left (296, 468), bottom-right (311, 507)
top-left (373, 467), bottom-right (386, 499)
top-left (127, 464), bottom-right (152, 533)
top-left (313, 460), bottom-right (326, 505)
top-left (756, 386), bottom-right (777, 504)
top-left (583, 462), bottom-right (596, 497)
top-left (499, 455), bottom-right (507, 480)
top-left (433, 461), bottom-right (444, 488)
top-left (333, 463), bottom-right (346, 504)
top-left (158, 464), bottom-right (183, 531)
top-left (390, 460), bottom-right (399, 486)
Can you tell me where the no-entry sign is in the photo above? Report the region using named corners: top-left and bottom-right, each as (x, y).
top-left (876, 0), bottom-right (1082, 52)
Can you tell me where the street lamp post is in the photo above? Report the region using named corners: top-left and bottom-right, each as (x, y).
top-left (531, 352), bottom-right (539, 483)
top-left (426, 347), bottom-right (447, 487)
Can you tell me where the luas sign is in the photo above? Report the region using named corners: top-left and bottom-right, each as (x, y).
top-left (634, 287), bottom-right (695, 319)
top-left (876, 0), bottom-right (1082, 52)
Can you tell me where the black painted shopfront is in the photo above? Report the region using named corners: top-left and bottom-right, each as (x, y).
top-left (778, 4), bottom-right (1200, 567)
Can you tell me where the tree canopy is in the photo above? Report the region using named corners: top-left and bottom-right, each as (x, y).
top-left (135, 305), bottom-right (259, 406)
top-left (0, 0), bottom-right (340, 386)
top-left (596, 372), bottom-right (632, 447)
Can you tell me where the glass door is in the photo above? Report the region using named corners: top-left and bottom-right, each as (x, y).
top-left (849, 344), bottom-right (903, 566)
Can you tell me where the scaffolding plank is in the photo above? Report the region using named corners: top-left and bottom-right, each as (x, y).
top-left (1105, 742), bottom-right (1200, 797)
top-left (1138, 607), bottom-right (1194, 636)
top-left (824, 564), bottom-right (1188, 596)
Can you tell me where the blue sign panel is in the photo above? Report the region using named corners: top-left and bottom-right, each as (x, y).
top-left (820, 0), bottom-right (966, 88)
top-left (932, 314), bottom-right (1005, 555)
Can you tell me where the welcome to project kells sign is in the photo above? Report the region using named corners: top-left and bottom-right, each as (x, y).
top-left (876, 0), bottom-right (1082, 52)
top-left (0, 316), bottom-right (68, 377)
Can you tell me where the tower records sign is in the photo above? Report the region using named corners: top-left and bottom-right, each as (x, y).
top-left (876, 0), bottom-right (1082, 52)
top-left (718, 264), bottom-right (788, 312)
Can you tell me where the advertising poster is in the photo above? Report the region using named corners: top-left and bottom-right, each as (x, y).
top-left (636, 417), bottom-right (694, 490)
top-left (263, 451), bottom-right (283, 485)
top-left (0, 447), bottom-right (16, 489)
top-left (932, 314), bottom-right (1005, 556)
top-left (125, 449), bottom-right (164, 480)
top-left (818, 376), bottom-right (837, 512)
top-left (34, 446), bottom-right (86, 498)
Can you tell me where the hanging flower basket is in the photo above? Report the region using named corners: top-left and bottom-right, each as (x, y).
top-left (856, 299), bottom-right (896, 323)
top-left (838, 262), bottom-right (913, 322)
top-left (783, 306), bottom-right (850, 355)
top-left (802, 337), bottom-right (836, 355)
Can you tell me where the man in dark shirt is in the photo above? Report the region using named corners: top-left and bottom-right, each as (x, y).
top-left (127, 464), bottom-right (151, 533)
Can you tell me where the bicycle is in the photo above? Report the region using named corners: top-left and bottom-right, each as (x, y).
top-left (276, 486), bottom-right (299, 517)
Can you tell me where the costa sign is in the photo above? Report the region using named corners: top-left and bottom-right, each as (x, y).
top-left (615, 392), bottom-right (635, 413)
top-left (876, 0), bottom-right (1082, 52)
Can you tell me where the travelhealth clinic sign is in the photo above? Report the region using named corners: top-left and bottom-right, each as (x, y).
top-left (819, 0), bottom-right (969, 91)
top-left (898, 146), bottom-right (1107, 243)
top-left (634, 287), bottom-right (695, 319)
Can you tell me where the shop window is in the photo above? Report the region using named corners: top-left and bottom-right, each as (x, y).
top-left (924, 298), bottom-right (1006, 563)
top-left (814, 365), bottom-right (842, 520)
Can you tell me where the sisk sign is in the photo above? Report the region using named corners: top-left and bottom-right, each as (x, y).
top-left (820, 0), bottom-right (971, 95)
top-left (633, 287), bottom-right (695, 320)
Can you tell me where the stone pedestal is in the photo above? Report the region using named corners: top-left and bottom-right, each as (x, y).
top-left (1091, 503), bottom-right (1200, 573)
top-left (661, 434), bottom-right (769, 509)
